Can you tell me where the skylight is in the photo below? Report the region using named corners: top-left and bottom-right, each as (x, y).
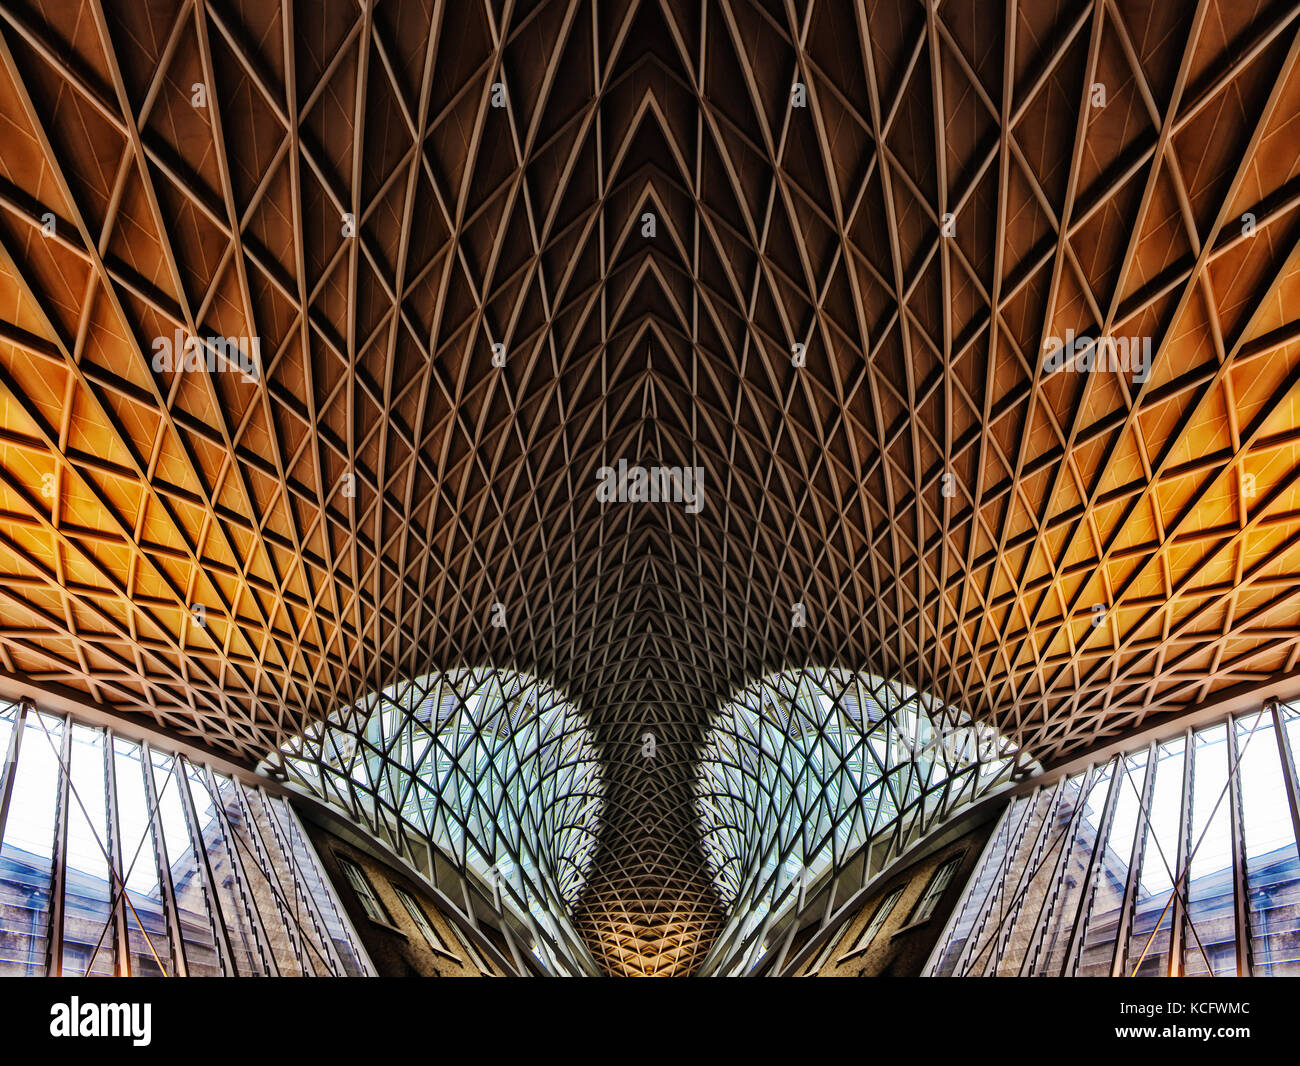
top-left (271, 667), bottom-right (603, 948)
top-left (696, 667), bottom-right (1033, 959)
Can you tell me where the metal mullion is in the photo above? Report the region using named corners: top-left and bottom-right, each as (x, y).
top-left (199, 764), bottom-right (278, 976)
top-left (272, 794), bottom-right (374, 975)
top-left (1062, 756), bottom-right (1124, 976)
top-left (1018, 766), bottom-right (1098, 977)
top-left (1168, 727), bottom-right (1195, 977)
top-left (0, 700), bottom-right (28, 847)
top-left (140, 741), bottom-right (188, 976)
top-left (455, 918), bottom-right (493, 976)
top-left (259, 790), bottom-right (348, 976)
top-left (522, 905), bottom-right (558, 975)
top-left (949, 793), bottom-right (1035, 973)
top-left (230, 779), bottom-right (308, 975)
top-left (1109, 740), bottom-right (1159, 977)
top-left (1270, 700), bottom-right (1300, 866)
top-left (771, 915), bottom-right (800, 975)
top-left (988, 779), bottom-right (1067, 975)
top-left (860, 834), bottom-right (876, 893)
top-left (461, 880), bottom-right (479, 932)
top-left (497, 906), bottom-right (529, 976)
top-left (980, 819), bottom-right (1050, 974)
top-left (922, 801), bottom-right (1009, 978)
top-left (743, 908), bottom-right (775, 974)
top-left (45, 715), bottom-right (71, 976)
top-left (173, 754), bottom-right (238, 976)
top-left (1224, 717), bottom-right (1252, 976)
top-left (700, 895), bottom-right (749, 975)
top-left (103, 729), bottom-right (129, 975)
top-left (42, 725), bottom-right (163, 978)
top-left (253, 788), bottom-right (319, 975)
top-left (943, 790), bottom-right (1037, 977)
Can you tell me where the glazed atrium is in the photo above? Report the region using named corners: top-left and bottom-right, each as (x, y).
top-left (0, 0), bottom-right (1299, 990)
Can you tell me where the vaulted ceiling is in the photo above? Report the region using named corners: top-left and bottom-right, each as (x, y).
top-left (1, 0), bottom-right (1300, 975)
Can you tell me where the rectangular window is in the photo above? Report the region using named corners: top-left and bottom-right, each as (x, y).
top-left (393, 884), bottom-right (449, 952)
top-left (446, 920), bottom-right (493, 975)
top-left (844, 885), bottom-right (905, 958)
top-left (338, 856), bottom-right (389, 925)
top-left (910, 857), bottom-right (962, 924)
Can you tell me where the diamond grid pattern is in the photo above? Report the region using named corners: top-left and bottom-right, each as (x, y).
top-left (695, 666), bottom-right (1028, 970)
top-left (0, 0), bottom-right (1298, 973)
top-left (272, 665), bottom-right (603, 965)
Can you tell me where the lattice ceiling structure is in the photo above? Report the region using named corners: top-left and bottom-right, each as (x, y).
top-left (695, 666), bottom-right (1029, 969)
top-left (1, 0), bottom-right (1300, 976)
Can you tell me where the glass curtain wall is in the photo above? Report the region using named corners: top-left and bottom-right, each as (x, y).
top-left (926, 700), bottom-right (1300, 977)
top-left (0, 700), bottom-right (371, 976)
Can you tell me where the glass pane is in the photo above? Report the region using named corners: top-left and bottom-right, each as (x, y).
top-left (927, 794), bottom-right (1027, 975)
top-left (1128, 738), bottom-right (1185, 976)
top-left (1241, 712), bottom-right (1300, 975)
top-left (212, 777), bottom-right (302, 976)
top-left (970, 786), bottom-right (1056, 976)
top-left (241, 787), bottom-right (335, 976)
top-left (150, 750), bottom-right (222, 976)
top-left (1183, 725), bottom-right (1235, 976)
top-left (0, 700), bottom-right (17, 771)
top-left (1036, 764), bottom-right (1114, 976)
top-left (60, 723), bottom-right (115, 976)
top-left (0, 711), bottom-right (62, 975)
top-left (182, 762), bottom-right (264, 976)
top-left (1076, 749), bottom-right (1149, 976)
top-left (266, 795), bottom-right (370, 976)
top-left (113, 738), bottom-right (172, 977)
top-left (997, 774), bottom-right (1087, 976)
